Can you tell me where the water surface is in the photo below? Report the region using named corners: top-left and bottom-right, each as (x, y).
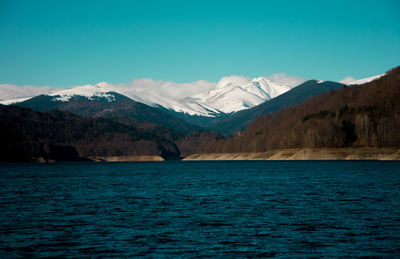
top-left (0, 161), bottom-right (400, 257)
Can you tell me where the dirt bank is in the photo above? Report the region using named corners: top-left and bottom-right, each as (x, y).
top-left (89, 156), bottom-right (164, 162)
top-left (183, 148), bottom-right (400, 161)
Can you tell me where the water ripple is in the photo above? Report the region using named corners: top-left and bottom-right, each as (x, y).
top-left (0, 161), bottom-right (400, 257)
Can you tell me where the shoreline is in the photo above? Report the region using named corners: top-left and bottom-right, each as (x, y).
top-left (4, 149), bottom-right (400, 163)
top-left (88, 155), bottom-right (165, 162)
top-left (183, 148), bottom-right (400, 161)
top-left (27, 155), bottom-right (165, 163)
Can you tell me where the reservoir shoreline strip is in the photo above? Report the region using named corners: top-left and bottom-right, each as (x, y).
top-left (183, 148), bottom-right (400, 161)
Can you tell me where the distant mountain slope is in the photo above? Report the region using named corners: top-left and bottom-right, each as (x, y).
top-left (155, 106), bottom-right (229, 128)
top-left (209, 80), bottom-right (345, 135)
top-left (201, 66), bottom-right (400, 153)
top-left (339, 74), bottom-right (384, 85)
top-left (16, 86), bottom-right (200, 134)
top-left (190, 76), bottom-right (298, 114)
top-left (96, 75), bottom-right (304, 116)
top-left (0, 105), bottom-right (181, 162)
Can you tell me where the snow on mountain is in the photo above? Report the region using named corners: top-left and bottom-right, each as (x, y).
top-left (0, 73), bottom-right (306, 116)
top-left (48, 85), bottom-right (116, 102)
top-left (93, 76), bottom-right (302, 116)
top-left (122, 92), bottom-right (221, 117)
top-left (200, 84), bottom-right (265, 113)
top-left (0, 97), bottom-right (32, 105)
top-left (97, 80), bottom-right (221, 116)
top-left (339, 74), bottom-right (384, 85)
top-left (193, 76), bottom-right (297, 113)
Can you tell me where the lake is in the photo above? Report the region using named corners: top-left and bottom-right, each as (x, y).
top-left (1, 161), bottom-right (400, 257)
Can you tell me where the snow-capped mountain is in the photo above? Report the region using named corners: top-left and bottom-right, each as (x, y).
top-left (192, 76), bottom-right (295, 113)
top-left (94, 74), bottom-right (304, 116)
top-left (95, 80), bottom-right (221, 116)
top-left (17, 88), bottom-right (200, 134)
top-left (1, 71), bottom-right (384, 117)
top-left (1, 73), bottom-right (304, 116)
top-left (46, 84), bottom-right (116, 102)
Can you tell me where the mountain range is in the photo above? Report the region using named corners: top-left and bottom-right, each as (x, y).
top-left (7, 73), bottom-right (381, 132)
top-left (0, 73), bottom-right (306, 116)
top-left (16, 89), bottom-right (200, 134)
top-left (0, 69), bottom-right (391, 162)
top-left (0, 72), bottom-right (381, 124)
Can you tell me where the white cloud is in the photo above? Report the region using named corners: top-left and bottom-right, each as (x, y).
top-left (266, 73), bottom-right (306, 88)
top-left (102, 78), bottom-right (217, 100)
top-left (217, 75), bottom-right (252, 88)
top-left (0, 84), bottom-right (54, 101)
top-left (1, 73), bottom-right (307, 103)
top-left (339, 76), bottom-right (357, 84)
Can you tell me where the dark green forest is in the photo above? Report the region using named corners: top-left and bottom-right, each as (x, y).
top-left (0, 106), bottom-right (221, 162)
top-left (1, 88), bottom-right (225, 161)
top-left (0, 106), bottom-right (179, 161)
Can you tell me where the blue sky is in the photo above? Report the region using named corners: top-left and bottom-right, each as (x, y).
top-left (0, 0), bottom-right (399, 86)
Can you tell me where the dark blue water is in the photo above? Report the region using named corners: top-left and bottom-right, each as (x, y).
top-left (1, 161), bottom-right (400, 258)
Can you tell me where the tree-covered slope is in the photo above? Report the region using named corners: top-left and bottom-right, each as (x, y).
top-left (209, 80), bottom-right (344, 135)
top-left (202, 67), bottom-right (400, 153)
top-left (0, 105), bottom-right (180, 161)
top-left (16, 92), bottom-right (200, 134)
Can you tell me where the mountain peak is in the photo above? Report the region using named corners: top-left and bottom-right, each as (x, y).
top-left (49, 85), bottom-right (116, 102)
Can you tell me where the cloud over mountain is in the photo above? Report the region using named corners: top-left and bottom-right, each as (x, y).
top-left (1, 73), bottom-right (306, 115)
top-left (0, 84), bottom-right (54, 104)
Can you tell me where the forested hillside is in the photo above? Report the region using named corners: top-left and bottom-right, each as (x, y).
top-left (208, 80), bottom-right (344, 135)
top-left (0, 105), bottom-right (222, 162)
top-left (201, 67), bottom-right (400, 153)
top-left (17, 92), bottom-right (200, 134)
top-left (0, 106), bottom-right (180, 161)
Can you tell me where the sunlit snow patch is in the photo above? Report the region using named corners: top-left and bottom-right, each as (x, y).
top-left (49, 85), bottom-right (116, 102)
